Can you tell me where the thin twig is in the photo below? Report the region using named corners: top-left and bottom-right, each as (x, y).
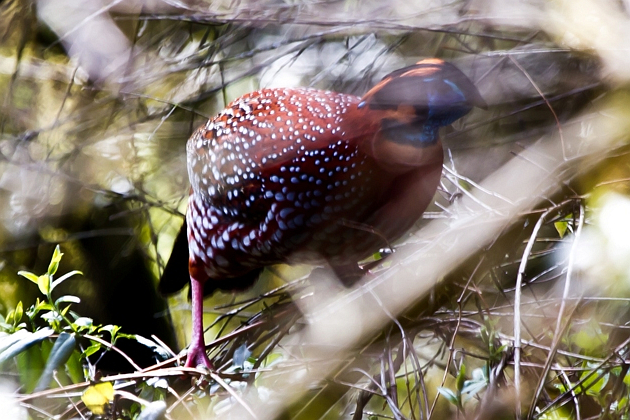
top-left (527, 202), bottom-right (584, 418)
top-left (514, 206), bottom-right (554, 418)
top-left (210, 372), bottom-right (259, 419)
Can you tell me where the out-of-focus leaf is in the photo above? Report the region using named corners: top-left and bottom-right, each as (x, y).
top-left (34, 332), bottom-right (76, 391)
top-left (134, 335), bottom-right (173, 360)
top-left (456, 363), bottom-right (466, 391)
top-left (0, 330), bottom-right (29, 354)
top-left (146, 377), bottom-right (169, 390)
top-left (554, 220), bottom-right (569, 238)
top-left (0, 328), bottom-right (54, 366)
top-left (137, 401), bottom-right (167, 420)
top-left (66, 348), bottom-right (84, 383)
top-left (461, 367), bottom-right (488, 399)
top-left (234, 344), bottom-right (251, 368)
top-left (16, 343), bottom-right (46, 393)
top-left (581, 370), bottom-right (609, 396)
top-left (82, 382), bottom-right (114, 415)
top-left (571, 328), bottom-right (608, 354)
top-left (539, 407), bottom-right (570, 420)
top-left (437, 387), bottom-right (459, 407)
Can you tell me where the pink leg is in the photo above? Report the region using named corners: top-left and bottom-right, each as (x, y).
top-left (184, 276), bottom-right (214, 369)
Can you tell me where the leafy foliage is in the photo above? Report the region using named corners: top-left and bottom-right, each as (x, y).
top-left (1, 246), bottom-right (171, 417)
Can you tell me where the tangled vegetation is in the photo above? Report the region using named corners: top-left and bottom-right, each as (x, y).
top-left (2, 0), bottom-right (630, 419)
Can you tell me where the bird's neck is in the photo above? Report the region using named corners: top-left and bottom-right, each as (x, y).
top-left (363, 133), bottom-right (444, 175)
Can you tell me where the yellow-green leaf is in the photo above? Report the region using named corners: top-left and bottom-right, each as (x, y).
top-left (571, 329), bottom-right (608, 353)
top-left (37, 275), bottom-right (51, 296)
top-left (5, 310), bottom-right (14, 326)
top-left (48, 245), bottom-right (63, 276)
top-left (17, 271), bottom-right (39, 284)
top-left (554, 220), bottom-right (568, 238)
top-left (14, 302), bottom-right (23, 324)
top-left (82, 382), bottom-right (114, 415)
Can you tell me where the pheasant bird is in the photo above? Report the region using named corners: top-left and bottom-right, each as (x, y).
top-left (160, 59), bottom-right (486, 369)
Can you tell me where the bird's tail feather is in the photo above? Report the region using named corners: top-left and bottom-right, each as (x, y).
top-left (159, 220), bottom-right (190, 296)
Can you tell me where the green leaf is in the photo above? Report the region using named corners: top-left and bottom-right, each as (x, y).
top-left (16, 341), bottom-right (46, 393)
top-left (34, 333), bottom-right (76, 392)
top-left (17, 271), bottom-right (39, 284)
top-left (66, 349), bottom-right (84, 383)
top-left (83, 343), bottom-right (102, 358)
top-left (48, 245), bottom-right (63, 276)
top-left (33, 300), bottom-right (53, 312)
top-left (28, 301), bottom-right (53, 321)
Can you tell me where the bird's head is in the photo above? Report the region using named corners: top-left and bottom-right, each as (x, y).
top-left (359, 58), bottom-right (486, 147)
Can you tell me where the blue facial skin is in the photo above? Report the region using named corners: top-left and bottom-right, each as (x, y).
top-left (380, 78), bottom-right (472, 147)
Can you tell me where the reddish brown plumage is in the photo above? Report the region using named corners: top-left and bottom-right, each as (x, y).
top-left (160, 59), bottom-right (485, 369)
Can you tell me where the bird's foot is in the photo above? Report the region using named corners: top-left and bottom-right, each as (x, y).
top-left (184, 342), bottom-right (214, 370)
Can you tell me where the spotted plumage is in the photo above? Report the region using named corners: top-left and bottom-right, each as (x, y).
top-left (160, 59), bottom-right (486, 369)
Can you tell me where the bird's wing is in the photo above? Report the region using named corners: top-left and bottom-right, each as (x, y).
top-left (186, 87), bottom-right (364, 202)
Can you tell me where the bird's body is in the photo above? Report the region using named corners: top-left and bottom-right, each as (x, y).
top-left (186, 87), bottom-right (443, 279)
top-left (161, 59), bottom-right (485, 369)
